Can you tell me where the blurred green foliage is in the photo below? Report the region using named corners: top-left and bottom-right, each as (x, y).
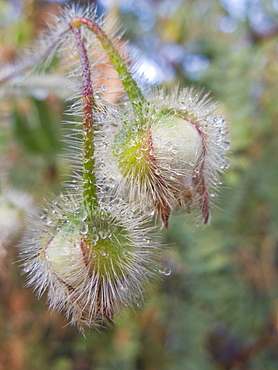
top-left (1, 0), bottom-right (278, 369)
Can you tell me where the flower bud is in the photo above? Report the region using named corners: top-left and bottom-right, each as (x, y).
top-left (22, 196), bottom-right (160, 330)
top-left (112, 87), bottom-right (230, 226)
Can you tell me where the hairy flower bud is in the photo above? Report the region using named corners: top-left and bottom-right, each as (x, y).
top-left (22, 196), bottom-right (160, 330)
top-left (111, 87), bottom-right (230, 226)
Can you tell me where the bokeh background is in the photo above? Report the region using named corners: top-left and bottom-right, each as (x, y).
top-left (1, 0), bottom-right (278, 369)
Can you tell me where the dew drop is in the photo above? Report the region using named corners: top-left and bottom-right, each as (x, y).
top-left (126, 210), bottom-right (134, 219)
top-left (172, 148), bottom-right (178, 155)
top-left (99, 231), bottom-right (107, 239)
top-left (23, 266), bottom-right (30, 273)
top-left (135, 150), bottom-right (143, 159)
top-left (141, 143), bottom-right (148, 151)
top-left (189, 162), bottom-right (195, 167)
top-left (80, 223), bottom-right (88, 235)
top-left (115, 148), bottom-right (122, 155)
top-left (81, 212), bottom-right (88, 221)
top-left (92, 234), bottom-right (99, 243)
top-left (154, 168), bottom-right (161, 175)
top-left (142, 124), bottom-right (148, 130)
top-left (159, 268), bottom-right (172, 276)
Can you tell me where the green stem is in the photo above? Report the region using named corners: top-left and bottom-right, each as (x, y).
top-left (71, 16), bottom-right (146, 111)
top-left (70, 25), bottom-right (98, 210)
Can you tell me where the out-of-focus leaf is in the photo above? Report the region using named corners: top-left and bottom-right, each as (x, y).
top-left (12, 97), bottom-right (61, 155)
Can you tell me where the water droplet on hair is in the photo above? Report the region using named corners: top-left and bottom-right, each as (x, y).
top-left (159, 268), bottom-right (171, 276)
top-left (141, 143), bottom-right (148, 151)
top-left (126, 210), bottom-right (134, 219)
top-left (99, 231), bottom-right (107, 239)
top-left (135, 150), bottom-right (143, 159)
top-left (80, 223), bottom-right (88, 235)
top-left (172, 148), bottom-right (178, 155)
top-left (92, 234), bottom-right (99, 243)
top-left (23, 265), bottom-right (30, 273)
top-left (115, 148), bottom-right (122, 155)
top-left (142, 124), bottom-right (148, 130)
top-left (154, 168), bottom-right (161, 175)
top-left (81, 212), bottom-right (88, 221)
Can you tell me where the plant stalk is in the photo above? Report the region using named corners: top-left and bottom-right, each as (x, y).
top-left (71, 16), bottom-right (146, 111)
top-left (70, 25), bottom-right (98, 210)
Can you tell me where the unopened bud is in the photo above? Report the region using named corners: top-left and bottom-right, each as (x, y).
top-left (23, 197), bottom-right (160, 330)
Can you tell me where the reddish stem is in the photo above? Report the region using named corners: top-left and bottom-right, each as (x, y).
top-left (70, 24), bottom-right (98, 210)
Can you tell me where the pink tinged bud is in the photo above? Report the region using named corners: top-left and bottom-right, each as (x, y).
top-left (114, 114), bottom-right (206, 226)
top-left (113, 92), bottom-right (229, 226)
top-left (151, 115), bottom-right (203, 197)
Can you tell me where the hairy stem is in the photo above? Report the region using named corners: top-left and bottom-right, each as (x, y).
top-left (70, 16), bottom-right (146, 111)
top-left (70, 25), bottom-right (98, 210)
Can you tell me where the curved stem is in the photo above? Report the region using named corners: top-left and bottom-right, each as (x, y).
top-left (70, 16), bottom-right (146, 111)
top-left (70, 25), bottom-right (98, 210)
